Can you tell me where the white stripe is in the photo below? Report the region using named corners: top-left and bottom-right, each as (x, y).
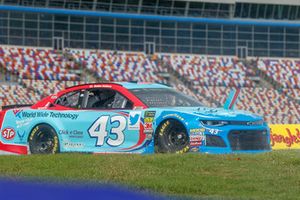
top-left (0, 150), bottom-right (19, 155)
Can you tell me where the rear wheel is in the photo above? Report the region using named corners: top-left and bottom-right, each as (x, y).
top-left (28, 124), bottom-right (59, 154)
top-left (155, 119), bottom-right (189, 153)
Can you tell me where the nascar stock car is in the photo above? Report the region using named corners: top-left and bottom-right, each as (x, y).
top-left (0, 82), bottom-right (271, 155)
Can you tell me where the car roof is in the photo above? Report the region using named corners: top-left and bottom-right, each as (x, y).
top-left (65, 82), bottom-right (171, 91)
top-left (116, 82), bottom-right (171, 89)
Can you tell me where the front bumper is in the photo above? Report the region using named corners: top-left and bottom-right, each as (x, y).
top-left (190, 124), bottom-right (271, 154)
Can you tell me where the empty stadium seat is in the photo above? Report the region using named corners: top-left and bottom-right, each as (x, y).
top-left (258, 58), bottom-right (300, 88)
top-left (70, 49), bottom-right (165, 83)
top-left (0, 47), bottom-right (80, 81)
top-left (0, 84), bottom-right (41, 108)
top-left (161, 54), bottom-right (254, 87)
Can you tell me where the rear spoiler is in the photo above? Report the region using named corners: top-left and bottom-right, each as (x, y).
top-left (223, 88), bottom-right (240, 110)
top-left (1, 104), bottom-right (33, 110)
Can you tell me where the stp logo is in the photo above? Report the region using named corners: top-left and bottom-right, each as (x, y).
top-left (2, 128), bottom-right (16, 140)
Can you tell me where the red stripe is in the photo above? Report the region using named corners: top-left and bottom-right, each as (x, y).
top-left (0, 110), bottom-right (7, 130)
top-left (116, 112), bottom-right (129, 117)
top-left (229, 89), bottom-right (240, 109)
top-left (121, 122), bottom-right (146, 151)
top-left (0, 141), bottom-right (28, 155)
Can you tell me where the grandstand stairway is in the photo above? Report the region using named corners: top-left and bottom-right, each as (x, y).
top-left (243, 59), bottom-right (272, 89)
top-left (0, 67), bottom-right (18, 83)
top-left (161, 58), bottom-right (222, 107)
top-left (245, 58), bottom-right (300, 104)
top-left (247, 58), bottom-right (282, 90)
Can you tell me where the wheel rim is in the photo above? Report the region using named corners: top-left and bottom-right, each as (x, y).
top-left (164, 122), bottom-right (189, 152)
top-left (31, 129), bottom-right (56, 154)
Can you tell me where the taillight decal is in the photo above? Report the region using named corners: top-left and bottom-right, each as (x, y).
top-left (0, 110), bottom-right (7, 130)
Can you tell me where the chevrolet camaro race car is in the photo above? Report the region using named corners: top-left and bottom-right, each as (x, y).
top-left (0, 82), bottom-right (271, 155)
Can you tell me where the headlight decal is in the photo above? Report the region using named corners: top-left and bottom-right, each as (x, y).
top-left (200, 120), bottom-right (228, 127)
top-left (200, 120), bottom-right (265, 127)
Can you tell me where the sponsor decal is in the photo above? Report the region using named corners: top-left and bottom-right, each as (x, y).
top-left (202, 108), bottom-right (218, 113)
top-left (19, 111), bottom-right (79, 120)
top-left (13, 109), bottom-right (23, 119)
top-left (59, 130), bottom-right (84, 138)
top-left (146, 133), bottom-right (153, 140)
top-left (190, 135), bottom-right (204, 147)
top-left (17, 131), bottom-right (25, 141)
top-left (199, 108), bottom-right (238, 117)
top-left (16, 118), bottom-right (33, 128)
top-left (190, 135), bottom-right (204, 142)
top-left (190, 141), bottom-right (202, 146)
top-left (144, 117), bottom-right (154, 123)
top-left (270, 124), bottom-right (300, 149)
top-left (63, 141), bottom-right (84, 149)
top-left (144, 129), bottom-right (154, 134)
top-left (2, 127), bottom-right (16, 140)
top-left (206, 128), bottom-right (221, 135)
top-left (89, 84), bottom-right (112, 88)
top-left (144, 123), bottom-right (153, 130)
top-left (128, 111), bottom-right (141, 130)
top-left (162, 113), bottom-right (184, 121)
top-left (190, 147), bottom-right (199, 152)
top-left (144, 111), bottom-right (156, 118)
top-left (144, 121), bottom-right (154, 139)
top-left (190, 128), bottom-right (205, 135)
top-left (49, 112), bottom-right (79, 120)
top-left (88, 115), bottom-right (126, 147)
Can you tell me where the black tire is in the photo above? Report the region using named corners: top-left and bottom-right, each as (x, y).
top-left (28, 124), bottom-right (60, 154)
top-left (155, 119), bottom-right (189, 153)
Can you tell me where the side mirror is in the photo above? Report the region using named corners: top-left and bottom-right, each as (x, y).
top-left (45, 102), bottom-right (55, 108)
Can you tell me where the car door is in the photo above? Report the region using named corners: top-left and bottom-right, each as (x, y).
top-left (54, 87), bottom-right (144, 153)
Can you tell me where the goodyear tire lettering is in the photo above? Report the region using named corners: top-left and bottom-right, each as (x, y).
top-left (156, 119), bottom-right (189, 153)
top-left (28, 124), bottom-right (60, 154)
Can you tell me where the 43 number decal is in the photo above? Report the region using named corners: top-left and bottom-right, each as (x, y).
top-left (88, 115), bottom-right (126, 147)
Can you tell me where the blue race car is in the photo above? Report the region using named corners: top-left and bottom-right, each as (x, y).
top-left (0, 82), bottom-right (271, 155)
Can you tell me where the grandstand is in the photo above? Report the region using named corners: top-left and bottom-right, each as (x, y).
top-left (0, 0), bottom-right (299, 124)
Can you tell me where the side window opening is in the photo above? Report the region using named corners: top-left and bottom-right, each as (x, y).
top-left (55, 90), bottom-right (83, 108)
top-left (85, 89), bottom-right (133, 109)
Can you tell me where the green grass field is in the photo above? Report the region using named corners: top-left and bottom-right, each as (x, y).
top-left (0, 151), bottom-right (299, 200)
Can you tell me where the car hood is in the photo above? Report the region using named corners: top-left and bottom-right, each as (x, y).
top-left (160, 107), bottom-right (263, 122)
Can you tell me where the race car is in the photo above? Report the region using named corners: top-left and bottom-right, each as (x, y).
top-left (0, 82), bottom-right (271, 155)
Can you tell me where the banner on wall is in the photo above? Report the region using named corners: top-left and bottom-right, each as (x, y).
top-left (270, 124), bottom-right (300, 149)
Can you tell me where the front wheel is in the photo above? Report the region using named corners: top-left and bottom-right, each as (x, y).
top-left (155, 119), bottom-right (189, 153)
top-left (28, 124), bottom-right (60, 154)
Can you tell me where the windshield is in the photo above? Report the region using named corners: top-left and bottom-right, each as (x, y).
top-left (130, 88), bottom-right (202, 108)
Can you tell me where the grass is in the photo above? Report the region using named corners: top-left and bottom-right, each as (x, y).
top-left (0, 151), bottom-right (300, 200)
